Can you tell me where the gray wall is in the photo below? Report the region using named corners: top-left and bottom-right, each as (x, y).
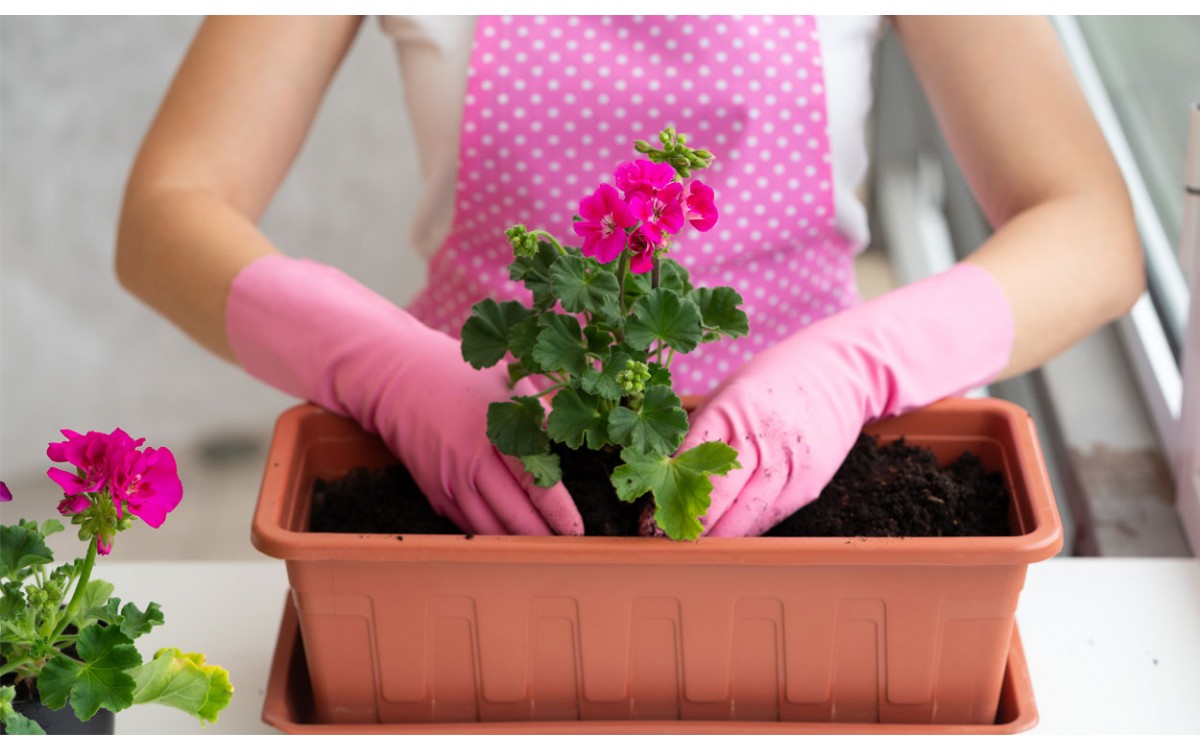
top-left (1, 16), bottom-right (428, 480)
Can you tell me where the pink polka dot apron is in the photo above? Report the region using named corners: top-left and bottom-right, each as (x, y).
top-left (407, 15), bottom-right (860, 396)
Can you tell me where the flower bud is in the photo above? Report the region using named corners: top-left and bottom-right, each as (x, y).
top-left (505, 224), bottom-right (539, 257)
top-left (616, 360), bottom-right (652, 397)
top-left (634, 140), bottom-right (652, 153)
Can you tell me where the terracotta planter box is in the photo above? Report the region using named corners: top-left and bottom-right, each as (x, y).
top-left (251, 397), bottom-right (1061, 728)
top-left (261, 596), bottom-right (1039, 734)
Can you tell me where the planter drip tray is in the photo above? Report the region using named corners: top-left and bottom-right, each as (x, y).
top-left (262, 598), bottom-right (1038, 734)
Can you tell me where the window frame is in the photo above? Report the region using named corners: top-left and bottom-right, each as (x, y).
top-left (1055, 16), bottom-right (1198, 552)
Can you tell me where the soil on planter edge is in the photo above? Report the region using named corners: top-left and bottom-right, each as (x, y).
top-left (309, 434), bottom-right (1012, 538)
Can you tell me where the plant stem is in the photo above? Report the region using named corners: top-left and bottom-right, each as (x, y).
top-left (665, 349), bottom-right (676, 369)
top-left (530, 382), bottom-right (567, 400)
top-left (531, 230), bottom-right (568, 256)
top-left (0, 658), bottom-right (32, 679)
top-left (616, 250), bottom-right (629, 320)
top-left (651, 256), bottom-right (661, 289)
top-left (49, 537), bottom-right (96, 643)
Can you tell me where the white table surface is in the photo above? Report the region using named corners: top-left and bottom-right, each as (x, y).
top-left (99, 557), bottom-right (1200, 735)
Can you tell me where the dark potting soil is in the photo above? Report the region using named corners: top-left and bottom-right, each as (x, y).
top-left (310, 464), bottom-right (462, 535)
top-left (763, 434), bottom-right (1012, 537)
top-left (308, 435), bottom-right (1011, 537)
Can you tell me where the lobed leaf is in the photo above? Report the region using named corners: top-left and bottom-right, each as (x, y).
top-left (519, 452), bottom-right (563, 488)
top-left (550, 254), bottom-right (621, 319)
top-left (657, 258), bottom-right (694, 296)
top-left (0, 686), bottom-right (46, 735)
top-left (532, 313), bottom-right (589, 377)
top-left (75, 580), bottom-right (117, 630)
top-left (460, 299), bottom-right (533, 370)
top-left (624, 288), bottom-right (703, 354)
top-left (131, 648), bottom-right (233, 724)
top-left (611, 441), bottom-right (741, 541)
top-left (0, 523), bottom-right (54, 581)
top-left (546, 387), bottom-right (610, 451)
top-left (692, 286), bottom-right (750, 339)
top-left (646, 362), bottom-right (674, 390)
top-left (38, 623), bottom-right (140, 720)
top-left (486, 397), bottom-right (549, 457)
top-left (580, 345), bottom-right (636, 401)
top-left (606, 385), bottom-right (689, 455)
top-left (507, 315), bottom-right (544, 374)
top-left (508, 241), bottom-right (562, 309)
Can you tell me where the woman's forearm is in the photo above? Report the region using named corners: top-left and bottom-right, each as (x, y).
top-left (114, 16), bottom-right (362, 363)
top-left (895, 16), bottom-right (1143, 381)
top-left (966, 185), bottom-right (1142, 381)
top-left (116, 186), bottom-right (278, 363)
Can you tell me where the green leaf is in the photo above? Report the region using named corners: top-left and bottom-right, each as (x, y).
top-left (460, 299), bottom-right (532, 369)
top-left (580, 345), bottom-right (636, 401)
top-left (519, 452), bottom-right (563, 488)
top-left (39, 519), bottom-right (65, 538)
top-left (508, 315), bottom-right (544, 373)
top-left (38, 623), bottom-right (140, 720)
top-left (532, 313), bottom-right (589, 377)
top-left (486, 397), bottom-right (549, 457)
top-left (508, 240), bottom-right (561, 309)
top-left (657, 258), bottom-right (694, 296)
top-left (0, 686), bottom-right (46, 735)
top-left (692, 286), bottom-right (750, 339)
top-left (647, 362), bottom-right (674, 390)
top-left (546, 387), bottom-right (610, 450)
top-left (74, 580), bottom-right (117, 629)
top-left (118, 601), bottom-right (165, 640)
top-left (131, 648), bottom-right (233, 724)
top-left (550, 254), bottom-right (621, 318)
top-left (611, 442), bottom-right (742, 541)
top-left (624, 288), bottom-right (703, 354)
top-left (607, 385), bottom-right (689, 455)
top-left (1, 581), bottom-right (26, 622)
top-left (0, 523), bottom-right (54, 580)
top-left (583, 324), bottom-right (612, 358)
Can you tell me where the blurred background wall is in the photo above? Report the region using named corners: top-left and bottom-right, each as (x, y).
top-left (1, 17), bottom-right (428, 483)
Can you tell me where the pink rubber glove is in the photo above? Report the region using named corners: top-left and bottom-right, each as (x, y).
top-left (225, 255), bottom-right (583, 535)
top-left (684, 262), bottom-right (1015, 537)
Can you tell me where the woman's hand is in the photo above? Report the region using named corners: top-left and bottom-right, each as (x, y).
top-left (226, 255), bottom-right (583, 535)
top-left (687, 264), bottom-right (1014, 537)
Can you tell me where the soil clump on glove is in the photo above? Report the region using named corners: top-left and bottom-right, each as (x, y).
top-left (308, 436), bottom-right (1011, 537)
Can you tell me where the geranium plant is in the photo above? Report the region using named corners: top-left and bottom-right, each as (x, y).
top-left (460, 128), bottom-right (747, 541)
top-left (0, 430), bottom-right (232, 734)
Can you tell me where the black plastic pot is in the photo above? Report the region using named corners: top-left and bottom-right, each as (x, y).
top-left (6, 694), bottom-right (114, 735)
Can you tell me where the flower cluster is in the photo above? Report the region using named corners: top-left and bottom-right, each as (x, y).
top-left (462, 127), bottom-right (748, 541)
top-left (45, 428), bottom-right (182, 555)
top-left (0, 432), bottom-right (228, 735)
top-left (573, 128), bottom-right (718, 274)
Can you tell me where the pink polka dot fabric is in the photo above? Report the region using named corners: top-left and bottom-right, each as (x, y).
top-left (406, 15), bottom-right (860, 396)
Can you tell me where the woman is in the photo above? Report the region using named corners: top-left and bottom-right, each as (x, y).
top-left (115, 16), bottom-right (1142, 536)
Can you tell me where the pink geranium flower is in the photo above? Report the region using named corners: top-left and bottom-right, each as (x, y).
top-left (112, 446), bottom-right (182, 529)
top-left (0, 481), bottom-right (11, 502)
top-left (57, 495), bottom-right (91, 516)
top-left (628, 228), bottom-right (659, 275)
top-left (682, 179), bottom-right (719, 232)
top-left (614, 159), bottom-right (676, 200)
top-left (46, 428), bottom-right (143, 498)
top-left (573, 183), bottom-right (636, 264)
top-left (629, 181), bottom-right (685, 243)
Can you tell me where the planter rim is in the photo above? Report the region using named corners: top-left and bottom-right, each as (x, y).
top-left (251, 397), bottom-right (1062, 566)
